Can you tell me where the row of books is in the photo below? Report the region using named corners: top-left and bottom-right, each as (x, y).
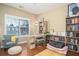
top-left (67, 18), bottom-right (79, 24)
top-left (66, 32), bottom-right (79, 37)
top-left (67, 25), bottom-right (75, 31)
top-left (66, 19), bottom-right (74, 24)
top-left (66, 32), bottom-right (75, 37)
top-left (68, 44), bottom-right (79, 51)
top-left (67, 25), bottom-right (79, 31)
top-left (67, 38), bottom-right (79, 45)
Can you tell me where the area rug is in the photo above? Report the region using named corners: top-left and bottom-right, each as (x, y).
top-left (35, 49), bottom-right (65, 56)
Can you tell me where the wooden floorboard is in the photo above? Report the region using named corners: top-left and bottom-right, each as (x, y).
top-left (0, 43), bottom-right (46, 56)
top-left (30, 46), bottom-right (46, 56)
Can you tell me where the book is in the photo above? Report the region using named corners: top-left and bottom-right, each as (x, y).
top-left (67, 38), bottom-right (71, 43)
top-left (71, 39), bottom-right (75, 44)
top-left (67, 25), bottom-right (74, 31)
top-left (76, 33), bottom-right (79, 37)
top-left (72, 19), bottom-right (74, 24)
top-left (73, 45), bottom-right (77, 51)
top-left (75, 18), bottom-right (78, 23)
top-left (70, 26), bottom-right (73, 30)
top-left (77, 18), bottom-right (79, 23)
top-left (77, 46), bottom-right (79, 51)
top-left (66, 19), bottom-right (72, 24)
top-left (76, 25), bottom-right (79, 31)
top-left (66, 32), bottom-right (70, 36)
top-left (70, 32), bottom-right (73, 37)
top-left (72, 25), bottom-right (75, 31)
top-left (75, 18), bottom-right (79, 23)
top-left (77, 39), bottom-right (79, 45)
top-left (68, 44), bottom-right (73, 50)
top-left (75, 39), bottom-right (78, 45)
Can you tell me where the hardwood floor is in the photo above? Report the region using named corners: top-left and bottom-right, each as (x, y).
top-left (0, 43), bottom-right (46, 56)
top-left (29, 46), bottom-right (46, 56)
top-left (0, 43), bottom-right (28, 56)
top-left (66, 50), bottom-right (79, 56)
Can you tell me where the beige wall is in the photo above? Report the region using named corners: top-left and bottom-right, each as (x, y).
top-left (38, 4), bottom-right (68, 33)
top-left (0, 4), bottom-right (68, 35)
top-left (0, 4), bottom-right (39, 43)
top-left (0, 4), bottom-right (68, 43)
top-left (0, 4), bottom-right (38, 35)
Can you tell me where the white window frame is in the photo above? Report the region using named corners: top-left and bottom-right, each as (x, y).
top-left (4, 14), bottom-right (30, 36)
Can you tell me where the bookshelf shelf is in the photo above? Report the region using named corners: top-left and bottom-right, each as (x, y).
top-left (66, 30), bottom-right (75, 32)
top-left (69, 50), bottom-right (79, 53)
top-left (66, 16), bottom-right (79, 53)
top-left (66, 36), bottom-right (79, 39)
top-left (66, 23), bottom-right (79, 25)
top-left (66, 16), bottom-right (79, 19)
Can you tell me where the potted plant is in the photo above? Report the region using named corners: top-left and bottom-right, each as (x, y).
top-left (44, 31), bottom-right (50, 35)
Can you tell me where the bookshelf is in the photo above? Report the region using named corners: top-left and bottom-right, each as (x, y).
top-left (46, 35), bottom-right (65, 45)
top-left (66, 16), bottom-right (79, 52)
top-left (39, 20), bottom-right (48, 34)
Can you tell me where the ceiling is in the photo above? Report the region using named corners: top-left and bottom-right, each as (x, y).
top-left (5, 3), bottom-right (68, 15)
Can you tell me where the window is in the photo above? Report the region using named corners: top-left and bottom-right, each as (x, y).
top-left (19, 20), bottom-right (29, 35)
top-left (5, 14), bottom-right (29, 36)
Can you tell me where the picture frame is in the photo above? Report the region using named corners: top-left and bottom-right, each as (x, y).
top-left (68, 3), bottom-right (79, 17)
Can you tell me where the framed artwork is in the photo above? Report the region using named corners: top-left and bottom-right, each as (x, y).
top-left (68, 3), bottom-right (79, 17)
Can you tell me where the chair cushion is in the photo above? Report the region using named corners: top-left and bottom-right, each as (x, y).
top-left (49, 40), bottom-right (56, 47)
top-left (6, 42), bottom-right (14, 45)
top-left (55, 42), bottom-right (65, 48)
top-left (49, 40), bottom-right (65, 48)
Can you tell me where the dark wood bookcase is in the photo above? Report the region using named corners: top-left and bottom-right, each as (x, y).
top-left (66, 16), bottom-right (79, 53)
